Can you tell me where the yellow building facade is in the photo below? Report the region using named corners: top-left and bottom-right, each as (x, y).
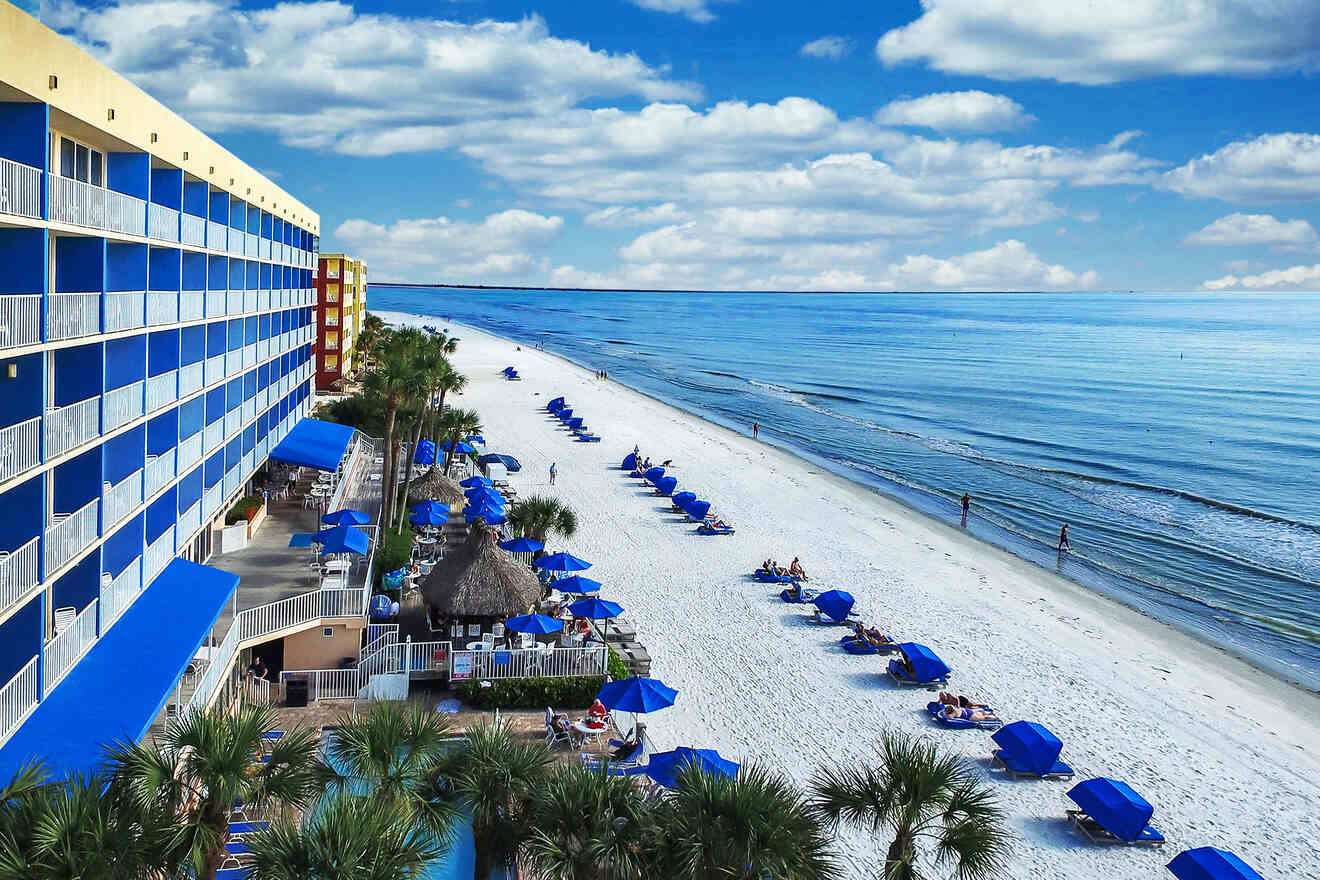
top-left (315, 253), bottom-right (367, 389)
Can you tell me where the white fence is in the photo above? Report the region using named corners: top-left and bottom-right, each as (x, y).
top-left (45, 498), bottom-right (99, 574)
top-left (0, 536), bottom-right (40, 618)
top-left (181, 214), bottom-right (206, 248)
top-left (102, 469), bottom-right (143, 528)
top-left (49, 176), bottom-right (105, 228)
top-left (0, 656), bottom-right (39, 746)
top-left (180, 290), bottom-right (204, 323)
top-left (45, 396), bottom-right (99, 458)
top-left (177, 430), bottom-right (202, 469)
top-left (102, 381), bottom-right (144, 433)
top-left (105, 190), bottom-right (147, 237)
top-left (144, 525), bottom-right (176, 582)
top-left (104, 292), bottom-right (145, 333)
top-left (46, 292), bottom-right (100, 341)
top-left (145, 448), bottom-right (176, 497)
top-left (0, 157), bottom-right (41, 219)
top-left (147, 292), bottom-right (178, 326)
top-left (224, 409), bottom-right (241, 440)
top-left (100, 555), bottom-right (142, 633)
top-left (203, 483), bottom-right (223, 519)
top-left (148, 204), bottom-right (179, 242)
top-left (449, 645), bottom-right (608, 680)
top-left (43, 599), bottom-right (98, 694)
top-left (0, 294), bottom-right (41, 350)
top-left (0, 416), bottom-right (40, 483)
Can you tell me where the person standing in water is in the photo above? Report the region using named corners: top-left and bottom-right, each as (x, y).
top-left (960, 492), bottom-right (970, 526)
top-left (1058, 523), bottom-right (1071, 552)
top-left (549, 462), bottom-right (557, 485)
top-left (752, 422), bottom-right (759, 439)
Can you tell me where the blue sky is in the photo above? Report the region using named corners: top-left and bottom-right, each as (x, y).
top-left (38, 0), bottom-right (1320, 290)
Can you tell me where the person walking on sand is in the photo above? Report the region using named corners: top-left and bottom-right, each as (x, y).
top-left (549, 462), bottom-right (557, 486)
top-left (1058, 523), bottom-right (1072, 553)
top-left (752, 422), bottom-right (759, 439)
top-left (960, 492), bottom-right (970, 526)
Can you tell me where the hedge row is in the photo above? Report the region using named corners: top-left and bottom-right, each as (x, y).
top-left (454, 675), bottom-right (606, 710)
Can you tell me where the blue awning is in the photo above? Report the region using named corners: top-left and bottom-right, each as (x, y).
top-left (0, 559), bottom-right (237, 782)
top-left (269, 418), bottom-right (355, 472)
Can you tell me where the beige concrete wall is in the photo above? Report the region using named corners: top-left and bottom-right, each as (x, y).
top-left (283, 621), bottom-right (364, 670)
top-left (0, 3), bottom-right (318, 233)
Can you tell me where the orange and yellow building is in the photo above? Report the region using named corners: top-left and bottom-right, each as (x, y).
top-left (314, 254), bottom-right (366, 389)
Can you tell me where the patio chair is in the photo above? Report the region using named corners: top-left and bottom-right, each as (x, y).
top-left (492, 622), bottom-right (506, 643)
top-left (544, 707), bottom-right (572, 749)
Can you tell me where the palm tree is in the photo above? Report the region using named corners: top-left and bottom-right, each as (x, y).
top-left (524, 765), bottom-right (659, 880)
top-left (809, 731), bottom-right (1010, 880)
top-left (365, 327), bottom-right (427, 531)
top-left (395, 346), bottom-right (464, 532)
top-left (242, 793), bottom-right (442, 880)
top-left (437, 407), bottom-right (482, 477)
top-left (356, 312), bottom-right (387, 368)
top-left (507, 495), bottom-right (578, 543)
top-left (434, 721), bottom-right (552, 879)
top-left (108, 703), bottom-right (322, 880)
top-left (427, 359), bottom-right (466, 445)
top-left (655, 763), bottom-right (840, 880)
top-left (315, 702), bottom-right (459, 843)
top-left (0, 761), bottom-right (52, 880)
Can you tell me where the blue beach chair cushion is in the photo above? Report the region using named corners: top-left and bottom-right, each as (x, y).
top-left (755, 570), bottom-right (795, 583)
top-left (697, 523), bottom-right (735, 535)
top-left (926, 701), bottom-right (1004, 730)
top-left (992, 749), bottom-right (1074, 779)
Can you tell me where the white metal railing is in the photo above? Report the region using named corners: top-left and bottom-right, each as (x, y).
top-left (449, 645), bottom-right (609, 680)
top-left (181, 213), bottom-right (206, 247)
top-left (179, 360), bottom-right (203, 396)
top-left (257, 386), bottom-right (269, 413)
top-left (45, 396), bottom-right (99, 458)
top-left (145, 448), bottom-right (175, 497)
top-left (224, 409), bottom-right (240, 439)
top-left (205, 419), bottom-right (223, 452)
top-left (180, 290), bottom-right (205, 322)
top-left (279, 669), bottom-right (360, 702)
top-left (0, 157), bottom-right (41, 219)
top-left (208, 220), bottom-right (226, 250)
top-left (102, 380), bottom-right (144, 432)
top-left (102, 469), bottom-right (143, 528)
top-left (0, 416), bottom-right (41, 483)
top-left (104, 291), bottom-right (145, 332)
top-left (43, 599), bottom-right (98, 694)
top-left (0, 536), bottom-right (40, 618)
top-left (206, 290), bottom-right (226, 317)
top-left (241, 398), bottom-right (254, 426)
top-left (46, 292), bottom-right (100, 341)
top-left (260, 239), bottom-right (271, 261)
top-left (44, 498), bottom-right (99, 574)
top-left (100, 556), bottom-right (142, 633)
top-left (146, 370), bottom-right (177, 412)
top-left (205, 353), bottom-right (225, 386)
top-left (178, 500), bottom-right (201, 538)
top-left (178, 430), bottom-right (202, 469)
top-left (256, 436), bottom-right (268, 460)
top-left (105, 189), bottom-right (147, 237)
top-left (143, 524), bottom-right (176, 581)
top-left (228, 229), bottom-right (244, 256)
top-left (148, 204), bottom-right (179, 242)
top-left (0, 655), bottom-right (39, 745)
top-left (0, 294), bottom-right (41, 349)
top-left (147, 292), bottom-right (178, 326)
top-left (244, 291), bottom-right (257, 313)
top-left (228, 290), bottom-right (244, 315)
top-left (203, 482), bottom-right (222, 518)
top-left (222, 465), bottom-right (239, 501)
top-left (186, 619), bottom-right (238, 714)
top-left (49, 175), bottom-right (106, 228)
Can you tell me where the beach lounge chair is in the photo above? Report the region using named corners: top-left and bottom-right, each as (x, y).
top-left (581, 733), bottom-right (647, 774)
top-left (216, 870), bottom-right (251, 880)
top-left (228, 821), bottom-right (269, 837)
top-left (809, 589), bottom-right (857, 624)
top-left (838, 634), bottom-right (899, 655)
top-left (544, 707), bottom-right (572, 749)
top-left (926, 701), bottom-right (1004, 730)
top-left (754, 569), bottom-right (796, 583)
top-left (990, 721), bottom-right (1074, 779)
top-left (779, 585), bottom-right (816, 603)
top-left (577, 433), bottom-right (602, 442)
top-left (697, 522), bottom-right (735, 535)
top-left (887, 643), bottom-right (951, 688)
top-left (261, 730), bottom-right (284, 740)
top-left (1066, 778), bottom-right (1165, 846)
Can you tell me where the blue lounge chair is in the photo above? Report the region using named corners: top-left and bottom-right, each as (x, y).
top-left (578, 434), bottom-right (602, 442)
top-left (225, 841), bottom-right (253, 857)
top-left (697, 522), bottom-right (735, 535)
top-left (990, 721), bottom-right (1074, 779)
top-left (228, 821), bottom-right (269, 836)
top-left (261, 730), bottom-right (284, 740)
top-left (779, 585), bottom-right (816, 603)
top-left (1066, 778), bottom-right (1165, 846)
top-left (217, 870), bottom-right (251, 880)
top-left (754, 569), bottom-right (795, 583)
top-left (1167, 847), bottom-right (1265, 880)
top-left (887, 643), bottom-right (950, 687)
top-left (581, 733), bottom-right (647, 774)
top-left (926, 701), bottom-right (1004, 730)
top-left (838, 634), bottom-right (899, 655)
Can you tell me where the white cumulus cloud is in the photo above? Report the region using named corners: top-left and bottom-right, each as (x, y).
top-left (1162, 134), bottom-right (1320, 203)
top-left (584, 204), bottom-right (691, 228)
top-left (875, 90), bottom-right (1035, 132)
top-left (1183, 213), bottom-right (1318, 248)
top-left (876, 0), bottom-right (1320, 84)
top-left (626, 0), bottom-right (730, 23)
top-left (800, 36), bottom-right (854, 60)
top-left (883, 239), bottom-right (1099, 290)
top-left (1202, 264), bottom-right (1320, 291)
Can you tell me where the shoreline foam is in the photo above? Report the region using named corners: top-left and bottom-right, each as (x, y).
top-left (381, 310), bottom-right (1320, 878)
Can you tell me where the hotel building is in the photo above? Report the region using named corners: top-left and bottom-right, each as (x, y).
top-left (0, 5), bottom-right (370, 779)
top-left (314, 253), bottom-right (367, 390)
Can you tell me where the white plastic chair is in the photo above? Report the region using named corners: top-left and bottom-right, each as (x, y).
top-left (491, 622), bottom-right (506, 643)
top-left (53, 606), bottom-right (76, 633)
top-left (544, 707), bottom-right (571, 749)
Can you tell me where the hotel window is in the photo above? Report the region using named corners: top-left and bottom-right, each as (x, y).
top-left (54, 133), bottom-right (104, 186)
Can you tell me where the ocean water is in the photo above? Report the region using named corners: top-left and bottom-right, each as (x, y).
top-left (370, 287), bottom-right (1320, 689)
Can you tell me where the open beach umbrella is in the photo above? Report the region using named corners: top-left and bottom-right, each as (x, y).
top-left (459, 476), bottom-right (493, 488)
top-left (535, 552), bottom-right (592, 572)
top-left (498, 536), bottom-right (545, 553)
top-left (671, 491), bottom-right (696, 507)
top-left (465, 504), bottom-right (506, 524)
top-left (643, 466), bottom-right (665, 483)
top-left (464, 486), bottom-right (505, 502)
top-left (466, 434), bottom-right (485, 445)
top-left (1167, 848), bottom-right (1265, 880)
top-left (812, 589), bottom-right (856, 622)
top-left (312, 524), bottom-right (369, 556)
top-left (478, 453), bottom-right (521, 472)
top-left (653, 476), bottom-right (678, 496)
top-left (1067, 778), bottom-right (1155, 843)
top-left (547, 397), bottom-right (566, 412)
top-left (992, 722), bottom-right (1065, 777)
top-left (596, 676), bottom-right (677, 714)
top-left (413, 439), bottom-right (436, 465)
top-left (504, 613), bottom-right (564, 635)
top-left (410, 507), bottom-right (448, 527)
top-left (322, 508), bottom-right (371, 526)
top-left (896, 643), bottom-right (951, 683)
top-left (568, 597), bottom-right (623, 620)
top-left (552, 575), bottom-right (602, 594)
top-left (288, 533), bottom-right (314, 548)
top-left (502, 366), bottom-right (516, 376)
top-left (446, 440), bottom-right (476, 455)
top-left (411, 500), bottom-right (450, 517)
top-left (626, 747), bottom-right (738, 789)
top-left (369, 595), bottom-right (393, 621)
top-left (621, 453), bottom-right (638, 470)
top-left (684, 499), bottom-right (711, 520)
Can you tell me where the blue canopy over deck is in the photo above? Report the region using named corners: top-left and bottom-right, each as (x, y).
top-left (897, 643), bottom-right (951, 682)
top-left (269, 418), bottom-right (355, 471)
top-left (0, 559), bottom-right (238, 781)
top-left (1068, 778), bottom-right (1156, 842)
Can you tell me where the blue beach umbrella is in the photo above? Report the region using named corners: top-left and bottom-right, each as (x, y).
top-left (498, 536), bottom-right (545, 553)
top-left (596, 676), bottom-right (677, 713)
top-left (468, 511), bottom-right (506, 525)
top-left (671, 491), bottom-right (696, 507)
top-left (812, 589), bottom-right (855, 622)
top-left (465, 504), bottom-right (506, 523)
top-left (653, 476), bottom-right (678, 496)
top-left (464, 487), bottom-right (505, 503)
top-left (446, 440), bottom-right (476, 455)
top-left (569, 597), bottom-right (623, 620)
top-left (410, 507), bottom-right (448, 526)
top-left (322, 508), bottom-right (370, 526)
top-left (459, 476), bottom-right (493, 488)
top-left (413, 439), bottom-right (436, 465)
top-left (626, 747), bottom-right (738, 789)
top-left (288, 533), bottom-right (314, 548)
top-left (643, 466), bottom-right (665, 483)
top-left (504, 613), bottom-right (563, 635)
top-left (369, 595), bottom-right (393, 621)
top-left (466, 434), bottom-right (485, 445)
top-left (312, 524), bottom-right (369, 556)
top-left (1067, 778), bottom-right (1156, 843)
top-left (1167, 848), bottom-right (1265, 880)
top-left (896, 643), bottom-right (951, 684)
top-left (534, 552), bottom-right (592, 572)
top-left (621, 453), bottom-right (638, 470)
top-left (411, 500), bottom-right (450, 517)
top-left (552, 575), bottom-right (602, 594)
top-left (478, 453), bottom-right (521, 472)
top-left (992, 722), bottom-right (1065, 777)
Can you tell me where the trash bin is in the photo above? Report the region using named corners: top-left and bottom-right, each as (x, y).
top-left (285, 677), bottom-right (309, 707)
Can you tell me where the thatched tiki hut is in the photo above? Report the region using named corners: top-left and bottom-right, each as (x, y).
top-left (407, 465), bottom-right (467, 508)
top-left (421, 523), bottom-right (541, 637)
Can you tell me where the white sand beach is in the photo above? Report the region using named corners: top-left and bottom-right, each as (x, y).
top-left (382, 311), bottom-right (1320, 879)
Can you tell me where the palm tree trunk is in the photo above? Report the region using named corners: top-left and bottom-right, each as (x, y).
top-left (396, 411), bottom-right (426, 531)
top-left (886, 832), bottom-right (917, 879)
top-left (380, 403), bottom-right (398, 533)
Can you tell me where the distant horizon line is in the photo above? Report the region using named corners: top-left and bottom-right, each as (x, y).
top-left (368, 282), bottom-right (1318, 295)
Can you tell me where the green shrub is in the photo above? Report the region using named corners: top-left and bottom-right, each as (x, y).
top-left (225, 494), bottom-right (263, 526)
top-left (606, 645), bottom-right (629, 682)
top-left (454, 675), bottom-right (606, 710)
top-left (374, 527), bottom-right (414, 587)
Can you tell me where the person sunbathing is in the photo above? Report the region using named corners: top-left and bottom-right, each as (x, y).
top-left (789, 557), bottom-right (808, 580)
top-left (711, 519), bottom-right (729, 530)
top-left (760, 559), bottom-right (776, 575)
top-left (849, 622), bottom-right (892, 647)
top-left (942, 705), bottom-right (1000, 723)
top-left (938, 692), bottom-right (991, 709)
